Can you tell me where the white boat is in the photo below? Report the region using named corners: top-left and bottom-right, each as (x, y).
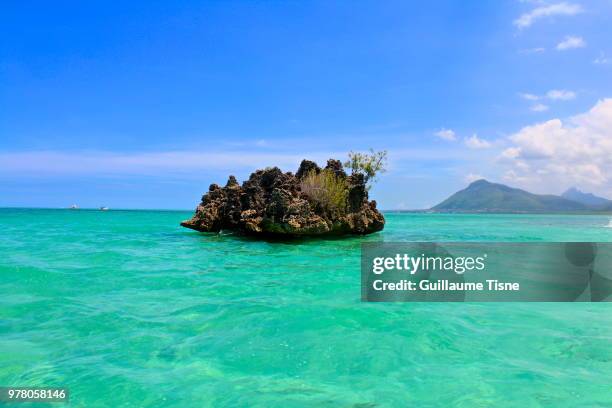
top-left (70, 204), bottom-right (79, 209)
top-left (100, 206), bottom-right (109, 211)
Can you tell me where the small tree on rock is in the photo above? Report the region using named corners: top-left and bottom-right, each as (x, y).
top-left (344, 149), bottom-right (388, 189)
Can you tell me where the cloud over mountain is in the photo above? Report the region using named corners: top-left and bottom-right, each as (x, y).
top-left (500, 98), bottom-right (612, 195)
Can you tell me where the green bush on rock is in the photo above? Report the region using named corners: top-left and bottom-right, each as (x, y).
top-left (299, 169), bottom-right (348, 215)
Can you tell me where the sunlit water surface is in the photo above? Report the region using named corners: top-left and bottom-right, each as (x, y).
top-left (1, 209), bottom-right (611, 407)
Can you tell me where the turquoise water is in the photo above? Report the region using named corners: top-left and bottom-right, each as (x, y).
top-left (1, 209), bottom-right (611, 407)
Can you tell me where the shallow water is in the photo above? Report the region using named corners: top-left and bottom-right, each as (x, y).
top-left (0, 209), bottom-right (611, 407)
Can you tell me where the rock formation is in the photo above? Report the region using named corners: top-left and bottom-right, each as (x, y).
top-left (181, 159), bottom-right (385, 236)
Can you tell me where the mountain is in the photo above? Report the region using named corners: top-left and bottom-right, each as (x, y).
top-left (600, 202), bottom-right (612, 211)
top-left (561, 187), bottom-right (612, 208)
top-left (432, 180), bottom-right (589, 212)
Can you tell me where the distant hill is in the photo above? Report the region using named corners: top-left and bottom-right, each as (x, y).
top-left (432, 180), bottom-right (589, 212)
top-left (600, 202), bottom-right (612, 212)
top-left (561, 187), bottom-right (612, 208)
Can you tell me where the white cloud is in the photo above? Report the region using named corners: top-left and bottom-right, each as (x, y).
top-left (520, 90), bottom-right (576, 108)
top-left (556, 36), bottom-right (586, 50)
top-left (546, 89), bottom-right (576, 100)
top-left (519, 92), bottom-right (540, 101)
top-left (464, 134), bottom-right (492, 149)
top-left (519, 89), bottom-right (576, 102)
top-left (501, 147), bottom-right (521, 160)
top-left (514, 2), bottom-right (583, 29)
top-left (499, 98), bottom-right (612, 194)
top-left (434, 128), bottom-right (457, 141)
top-left (593, 52), bottom-right (611, 65)
top-left (519, 47), bottom-right (546, 54)
top-left (531, 103), bottom-right (549, 112)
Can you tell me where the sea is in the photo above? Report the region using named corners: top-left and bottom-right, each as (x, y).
top-left (0, 208), bottom-right (611, 407)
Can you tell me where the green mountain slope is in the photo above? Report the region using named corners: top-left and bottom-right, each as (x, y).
top-left (432, 180), bottom-right (588, 212)
top-left (561, 187), bottom-right (612, 208)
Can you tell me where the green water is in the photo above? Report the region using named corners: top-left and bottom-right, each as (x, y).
top-left (1, 209), bottom-right (611, 407)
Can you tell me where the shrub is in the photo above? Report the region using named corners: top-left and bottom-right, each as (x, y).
top-left (344, 149), bottom-right (388, 188)
top-left (300, 169), bottom-right (348, 214)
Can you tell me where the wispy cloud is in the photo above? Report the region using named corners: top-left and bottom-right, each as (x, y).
top-left (464, 134), bottom-right (492, 149)
top-left (514, 2), bottom-right (583, 29)
top-left (519, 47), bottom-right (546, 54)
top-left (546, 89), bottom-right (576, 100)
top-left (520, 90), bottom-right (576, 111)
top-left (556, 35), bottom-right (586, 50)
top-left (593, 52), bottom-right (611, 65)
top-left (0, 147), bottom-right (479, 180)
top-left (519, 92), bottom-right (540, 101)
top-left (434, 128), bottom-right (457, 141)
top-left (465, 173), bottom-right (485, 183)
top-left (531, 103), bottom-right (549, 112)
top-left (0, 151), bottom-right (315, 177)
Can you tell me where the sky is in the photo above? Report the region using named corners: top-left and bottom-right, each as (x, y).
top-left (1, 0), bottom-right (612, 209)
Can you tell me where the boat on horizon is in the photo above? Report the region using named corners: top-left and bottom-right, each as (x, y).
top-left (100, 206), bottom-right (109, 211)
top-left (69, 204), bottom-right (79, 210)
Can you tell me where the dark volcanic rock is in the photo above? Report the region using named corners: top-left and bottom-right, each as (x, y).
top-left (295, 159), bottom-right (320, 179)
top-left (181, 159), bottom-right (385, 236)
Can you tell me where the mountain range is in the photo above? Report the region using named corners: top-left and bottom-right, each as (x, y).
top-left (432, 180), bottom-right (612, 213)
top-left (560, 187), bottom-right (612, 208)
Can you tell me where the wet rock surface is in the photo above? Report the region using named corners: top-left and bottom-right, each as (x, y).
top-left (181, 159), bottom-right (385, 236)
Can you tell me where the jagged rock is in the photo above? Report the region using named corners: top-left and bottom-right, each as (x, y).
top-left (325, 159), bottom-right (346, 179)
top-left (295, 160), bottom-right (320, 179)
top-left (181, 159), bottom-right (385, 236)
top-left (348, 173), bottom-right (367, 212)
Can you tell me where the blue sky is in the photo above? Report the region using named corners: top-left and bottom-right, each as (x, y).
top-left (1, 0), bottom-right (612, 209)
